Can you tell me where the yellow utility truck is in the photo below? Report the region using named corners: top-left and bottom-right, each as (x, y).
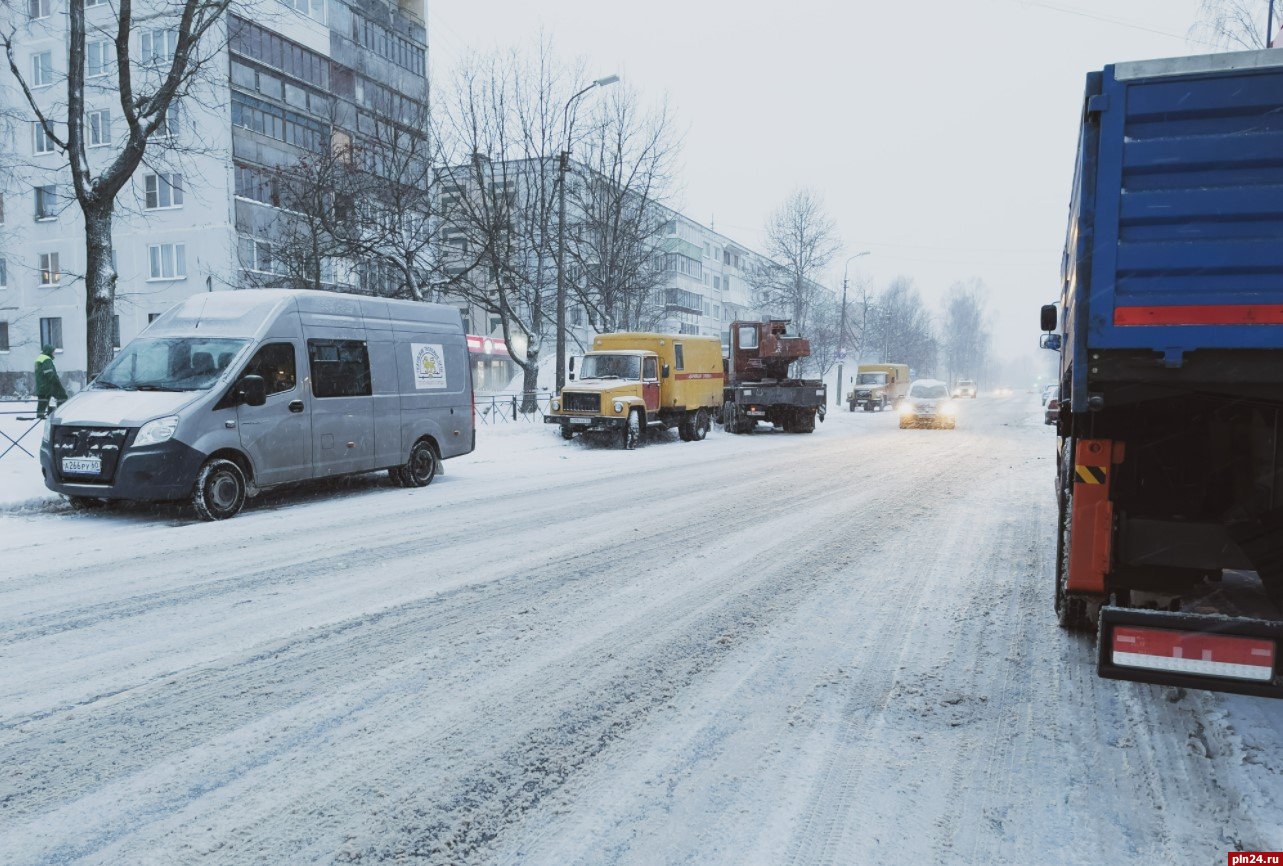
top-left (846, 363), bottom-right (910, 412)
top-left (545, 333), bottom-right (724, 449)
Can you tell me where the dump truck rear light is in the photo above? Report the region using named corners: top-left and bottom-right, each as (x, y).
top-left (1111, 626), bottom-right (1274, 683)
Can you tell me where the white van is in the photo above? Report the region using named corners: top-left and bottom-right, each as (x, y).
top-left (40, 289), bottom-right (474, 519)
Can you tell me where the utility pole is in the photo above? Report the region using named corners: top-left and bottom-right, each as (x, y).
top-left (836, 251), bottom-right (869, 408)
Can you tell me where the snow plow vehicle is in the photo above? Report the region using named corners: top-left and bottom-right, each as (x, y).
top-left (1044, 48), bottom-right (1283, 698)
top-left (847, 363), bottom-right (909, 411)
top-left (544, 333), bottom-right (723, 449)
top-left (720, 319), bottom-right (826, 434)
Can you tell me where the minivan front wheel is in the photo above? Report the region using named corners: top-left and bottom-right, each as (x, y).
top-left (193, 458), bottom-right (247, 520)
top-left (402, 440), bottom-right (439, 487)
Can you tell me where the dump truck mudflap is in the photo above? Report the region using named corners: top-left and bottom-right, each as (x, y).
top-left (1098, 605), bottom-right (1283, 699)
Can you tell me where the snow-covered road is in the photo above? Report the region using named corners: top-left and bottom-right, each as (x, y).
top-left (1, 395), bottom-right (1279, 865)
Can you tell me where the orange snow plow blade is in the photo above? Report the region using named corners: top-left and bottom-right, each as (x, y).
top-left (1098, 607), bottom-right (1283, 698)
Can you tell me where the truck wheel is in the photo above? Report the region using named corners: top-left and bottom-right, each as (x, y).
top-left (863, 402), bottom-right (874, 412)
top-left (624, 410), bottom-right (641, 450)
top-left (796, 411), bottom-right (815, 434)
top-left (402, 440), bottom-right (439, 488)
top-left (848, 401), bottom-right (856, 412)
top-left (193, 458), bottom-right (247, 521)
top-left (692, 408), bottom-right (710, 441)
top-left (560, 425), bottom-right (574, 441)
top-left (678, 413), bottom-right (693, 441)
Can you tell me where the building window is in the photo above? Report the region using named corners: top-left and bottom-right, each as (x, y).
top-left (144, 173), bottom-right (183, 209)
top-left (141, 30), bottom-right (177, 64)
top-left (0, 322), bottom-right (9, 352)
top-left (229, 17), bottom-right (329, 89)
top-left (147, 312), bottom-right (162, 323)
top-left (0, 258), bottom-right (7, 288)
top-left (33, 122), bottom-right (55, 154)
top-left (40, 316), bottom-right (62, 349)
top-left (349, 14), bottom-right (426, 77)
top-left (31, 51), bottom-right (53, 86)
top-left (34, 185), bottom-right (57, 220)
top-left (112, 314), bottom-right (120, 349)
top-left (148, 243), bottom-right (186, 279)
top-left (0, 192), bottom-right (5, 223)
top-left (87, 109), bottom-right (111, 147)
top-left (231, 92), bottom-right (326, 152)
top-left (39, 252), bottom-right (60, 285)
top-left (28, 0), bottom-right (50, 21)
top-left (241, 237), bottom-right (275, 274)
top-left (151, 104), bottom-right (179, 139)
top-left (281, 0), bottom-right (326, 24)
top-left (86, 0), bottom-right (106, 7)
top-left (87, 39), bottom-right (112, 77)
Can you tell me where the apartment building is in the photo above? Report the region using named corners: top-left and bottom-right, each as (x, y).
top-left (0, 0), bottom-right (429, 390)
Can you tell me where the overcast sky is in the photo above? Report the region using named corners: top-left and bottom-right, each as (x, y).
top-left (426, 0), bottom-right (1224, 363)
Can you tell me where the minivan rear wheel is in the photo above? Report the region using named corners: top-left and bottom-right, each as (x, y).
top-left (403, 440), bottom-right (438, 487)
top-left (193, 458), bottom-right (247, 520)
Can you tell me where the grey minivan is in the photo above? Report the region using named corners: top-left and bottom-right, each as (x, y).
top-left (40, 289), bottom-right (475, 519)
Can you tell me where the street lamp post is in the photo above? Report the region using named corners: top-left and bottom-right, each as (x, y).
top-left (556, 74), bottom-right (619, 393)
top-left (836, 251), bottom-right (870, 409)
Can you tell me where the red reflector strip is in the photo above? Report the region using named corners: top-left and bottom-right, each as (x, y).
top-left (1112, 626), bottom-right (1275, 682)
top-left (1114, 304), bottom-right (1283, 326)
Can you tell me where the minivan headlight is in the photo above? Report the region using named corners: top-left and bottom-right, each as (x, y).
top-left (135, 415), bottom-right (180, 447)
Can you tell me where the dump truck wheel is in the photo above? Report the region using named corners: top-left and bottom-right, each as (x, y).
top-left (796, 411), bottom-right (815, 434)
top-left (560, 425), bottom-right (574, 441)
top-left (193, 458), bottom-right (247, 521)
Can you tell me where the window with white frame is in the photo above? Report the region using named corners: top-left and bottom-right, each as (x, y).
top-left (0, 321), bottom-right (9, 352)
top-left (34, 185), bottom-right (57, 220)
top-left (88, 109), bottom-right (111, 147)
top-left (31, 51), bottom-right (53, 87)
top-left (244, 238), bottom-right (274, 274)
top-left (40, 316), bottom-right (62, 349)
top-left (33, 121), bottom-right (55, 154)
top-left (28, 0), bottom-right (50, 20)
top-left (0, 258), bottom-right (7, 288)
top-left (148, 243), bottom-right (186, 279)
top-left (39, 252), bottom-right (60, 286)
top-left (141, 29), bottom-right (177, 64)
top-left (282, 0), bottom-right (326, 23)
top-left (87, 39), bottom-right (112, 78)
top-left (144, 172), bottom-right (182, 209)
top-left (151, 104), bottom-right (179, 139)
top-left (86, 0), bottom-right (106, 7)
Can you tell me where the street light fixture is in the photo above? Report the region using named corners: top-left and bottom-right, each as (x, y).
top-left (836, 251), bottom-right (870, 408)
top-left (556, 74), bottom-right (619, 392)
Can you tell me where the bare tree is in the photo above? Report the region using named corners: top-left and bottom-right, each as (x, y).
top-left (439, 40), bottom-right (587, 410)
top-left (566, 87), bottom-right (678, 333)
top-left (870, 277), bottom-right (937, 377)
top-left (754, 188), bottom-right (841, 336)
top-left (940, 278), bottom-right (991, 386)
top-left (1190, 0), bottom-right (1275, 49)
top-left (2, 0), bottom-right (233, 377)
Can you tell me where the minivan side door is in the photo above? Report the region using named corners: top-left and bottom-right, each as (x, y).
top-left (307, 337), bottom-right (376, 478)
top-left (236, 341), bottom-right (312, 486)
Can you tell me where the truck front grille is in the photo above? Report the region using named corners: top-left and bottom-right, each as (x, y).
top-left (563, 392), bottom-right (600, 413)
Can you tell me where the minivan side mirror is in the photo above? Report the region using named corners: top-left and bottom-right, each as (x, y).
top-left (1040, 304), bottom-right (1058, 332)
top-left (237, 374), bottom-right (267, 407)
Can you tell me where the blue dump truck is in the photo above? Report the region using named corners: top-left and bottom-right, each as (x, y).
top-left (1042, 49), bottom-right (1283, 698)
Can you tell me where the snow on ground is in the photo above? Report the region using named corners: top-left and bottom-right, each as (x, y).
top-left (1, 394), bottom-right (1281, 865)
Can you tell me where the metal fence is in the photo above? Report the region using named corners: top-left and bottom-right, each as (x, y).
top-left (474, 392), bottom-right (555, 425)
top-left (0, 402), bottom-right (42, 463)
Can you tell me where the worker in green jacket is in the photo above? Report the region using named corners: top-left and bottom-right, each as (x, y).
top-left (35, 344), bottom-right (68, 419)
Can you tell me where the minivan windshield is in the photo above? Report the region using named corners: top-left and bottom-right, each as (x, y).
top-left (94, 338), bottom-right (250, 391)
top-left (579, 354), bottom-right (641, 380)
top-left (857, 372), bottom-right (888, 385)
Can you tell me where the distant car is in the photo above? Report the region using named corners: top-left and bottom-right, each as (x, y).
top-left (899, 379), bottom-right (957, 429)
top-left (993, 384), bottom-right (1013, 397)
top-left (952, 379), bottom-right (977, 398)
top-left (1041, 384), bottom-right (1058, 406)
top-left (1045, 396), bottom-right (1060, 426)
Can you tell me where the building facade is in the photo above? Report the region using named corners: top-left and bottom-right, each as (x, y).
top-left (0, 0), bottom-right (429, 391)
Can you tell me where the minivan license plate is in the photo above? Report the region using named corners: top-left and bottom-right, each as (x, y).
top-left (62, 457), bottom-right (101, 475)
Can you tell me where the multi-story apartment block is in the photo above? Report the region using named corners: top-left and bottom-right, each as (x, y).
top-left (0, 0), bottom-right (428, 391)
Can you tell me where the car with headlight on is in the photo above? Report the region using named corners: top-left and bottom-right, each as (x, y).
top-left (898, 379), bottom-right (958, 429)
top-left (952, 378), bottom-right (977, 398)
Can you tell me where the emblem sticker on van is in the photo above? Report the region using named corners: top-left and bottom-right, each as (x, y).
top-left (412, 343), bottom-right (448, 390)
